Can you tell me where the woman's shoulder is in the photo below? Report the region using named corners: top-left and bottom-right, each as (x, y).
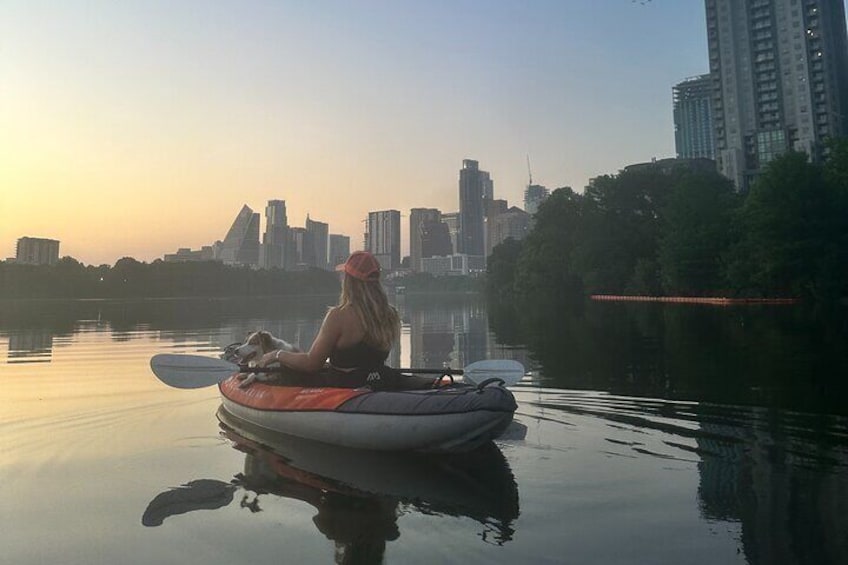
top-left (327, 304), bottom-right (359, 325)
top-left (328, 304), bottom-right (351, 316)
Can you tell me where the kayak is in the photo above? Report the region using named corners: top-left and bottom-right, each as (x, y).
top-left (218, 369), bottom-right (518, 453)
top-left (219, 408), bottom-right (521, 535)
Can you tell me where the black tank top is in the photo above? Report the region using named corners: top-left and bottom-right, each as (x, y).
top-left (329, 342), bottom-right (389, 370)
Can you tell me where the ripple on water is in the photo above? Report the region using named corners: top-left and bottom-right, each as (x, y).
top-left (1, 327), bottom-right (225, 468)
top-left (509, 387), bottom-right (848, 474)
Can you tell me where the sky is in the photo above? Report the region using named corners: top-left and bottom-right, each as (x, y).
top-left (1, 0), bottom-right (709, 266)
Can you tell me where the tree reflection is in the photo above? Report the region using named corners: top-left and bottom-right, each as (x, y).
top-left (489, 296), bottom-right (848, 415)
top-left (695, 405), bottom-right (848, 565)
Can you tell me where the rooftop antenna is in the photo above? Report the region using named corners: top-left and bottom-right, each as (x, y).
top-left (526, 155), bottom-right (533, 186)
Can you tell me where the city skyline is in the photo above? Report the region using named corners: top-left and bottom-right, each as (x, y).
top-left (157, 156), bottom-right (534, 272)
top-left (2, 1), bottom-right (712, 265)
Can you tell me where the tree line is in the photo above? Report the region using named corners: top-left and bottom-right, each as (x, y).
top-left (488, 143), bottom-right (848, 304)
top-left (0, 257), bottom-right (341, 299)
top-left (0, 256), bottom-right (484, 300)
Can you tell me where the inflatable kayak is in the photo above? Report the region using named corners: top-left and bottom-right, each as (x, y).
top-left (218, 370), bottom-right (518, 453)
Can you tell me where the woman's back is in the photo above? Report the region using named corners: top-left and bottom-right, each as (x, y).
top-left (258, 251), bottom-right (399, 374)
top-left (328, 305), bottom-right (390, 370)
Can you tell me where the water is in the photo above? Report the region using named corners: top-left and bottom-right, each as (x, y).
top-left (1, 295), bottom-right (846, 564)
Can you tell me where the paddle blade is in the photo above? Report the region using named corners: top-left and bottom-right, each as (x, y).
top-left (462, 360), bottom-right (525, 387)
top-left (150, 354), bottom-right (240, 389)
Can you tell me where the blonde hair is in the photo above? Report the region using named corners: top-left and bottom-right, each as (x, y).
top-left (338, 275), bottom-right (400, 350)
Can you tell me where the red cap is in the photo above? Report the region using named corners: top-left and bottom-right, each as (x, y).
top-left (336, 251), bottom-right (381, 281)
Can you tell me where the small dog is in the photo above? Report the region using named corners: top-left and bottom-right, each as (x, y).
top-left (222, 330), bottom-right (299, 388)
top-left (234, 330), bottom-right (298, 363)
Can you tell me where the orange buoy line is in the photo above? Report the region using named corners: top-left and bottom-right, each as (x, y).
top-left (590, 295), bottom-right (799, 306)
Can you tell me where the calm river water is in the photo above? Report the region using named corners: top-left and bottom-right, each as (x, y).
top-left (1, 294), bottom-right (846, 564)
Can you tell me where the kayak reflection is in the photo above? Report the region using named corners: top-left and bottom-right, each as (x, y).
top-left (143, 407), bottom-right (520, 561)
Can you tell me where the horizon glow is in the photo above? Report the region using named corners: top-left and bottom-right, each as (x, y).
top-left (1, 0), bottom-right (708, 265)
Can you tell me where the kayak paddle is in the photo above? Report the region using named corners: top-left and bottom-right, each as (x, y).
top-left (150, 353), bottom-right (525, 390)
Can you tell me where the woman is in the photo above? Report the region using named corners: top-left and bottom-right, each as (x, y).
top-left (257, 251), bottom-right (400, 380)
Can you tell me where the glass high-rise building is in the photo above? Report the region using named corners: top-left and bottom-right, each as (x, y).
top-left (420, 220), bottom-right (452, 260)
top-left (15, 237), bottom-right (60, 266)
top-left (305, 215), bottom-right (329, 269)
top-left (458, 159), bottom-right (492, 256)
top-left (262, 200), bottom-right (288, 269)
top-left (220, 205), bottom-right (260, 267)
top-left (673, 74), bottom-right (716, 160)
top-left (328, 234), bottom-right (350, 270)
top-left (409, 208), bottom-right (441, 272)
top-left (287, 227), bottom-right (307, 270)
top-left (523, 184), bottom-right (550, 216)
top-left (365, 210), bottom-right (401, 270)
top-left (706, 0), bottom-right (848, 190)
top-left (442, 212), bottom-right (460, 254)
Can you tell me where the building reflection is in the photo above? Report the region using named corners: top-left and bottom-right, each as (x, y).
top-left (7, 331), bottom-right (54, 362)
top-left (0, 295), bottom-right (535, 374)
top-left (400, 295), bottom-right (530, 373)
top-left (696, 410), bottom-right (848, 565)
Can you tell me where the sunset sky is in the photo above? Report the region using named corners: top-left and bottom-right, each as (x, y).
top-left (1, 0), bottom-right (709, 266)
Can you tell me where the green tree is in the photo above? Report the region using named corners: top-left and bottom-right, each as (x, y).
top-left (573, 168), bottom-right (673, 294)
top-left (107, 257), bottom-right (147, 296)
top-left (514, 187), bottom-right (585, 303)
top-left (658, 169), bottom-right (738, 295)
top-left (54, 256), bottom-right (95, 297)
top-left (486, 237), bottom-right (523, 301)
top-left (823, 138), bottom-right (848, 298)
top-left (725, 152), bottom-right (835, 298)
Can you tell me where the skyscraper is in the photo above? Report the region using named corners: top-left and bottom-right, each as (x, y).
top-left (220, 205), bottom-right (260, 267)
top-left (409, 208), bottom-right (441, 272)
top-left (706, 0), bottom-right (848, 190)
top-left (365, 210), bottom-right (401, 270)
top-left (458, 159), bottom-right (491, 256)
top-left (420, 220), bottom-right (452, 260)
top-left (306, 215), bottom-right (329, 269)
top-left (523, 184), bottom-right (550, 216)
top-left (489, 207), bottom-right (531, 252)
top-left (328, 234), bottom-right (351, 269)
top-left (15, 237), bottom-right (59, 265)
top-left (484, 199), bottom-right (509, 257)
top-left (442, 212), bottom-right (460, 254)
top-left (673, 74), bottom-right (716, 160)
top-left (262, 200), bottom-right (288, 269)
top-left (287, 227), bottom-right (307, 270)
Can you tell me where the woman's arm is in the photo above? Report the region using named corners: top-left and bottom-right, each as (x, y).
top-left (258, 308), bottom-right (341, 373)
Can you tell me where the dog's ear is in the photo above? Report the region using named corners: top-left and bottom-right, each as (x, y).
top-left (259, 331), bottom-right (272, 351)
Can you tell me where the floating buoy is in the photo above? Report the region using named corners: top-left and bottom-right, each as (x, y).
top-left (590, 295), bottom-right (799, 306)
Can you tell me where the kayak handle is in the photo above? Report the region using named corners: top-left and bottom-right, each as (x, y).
top-left (475, 377), bottom-right (506, 390)
top-left (431, 373), bottom-right (455, 388)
